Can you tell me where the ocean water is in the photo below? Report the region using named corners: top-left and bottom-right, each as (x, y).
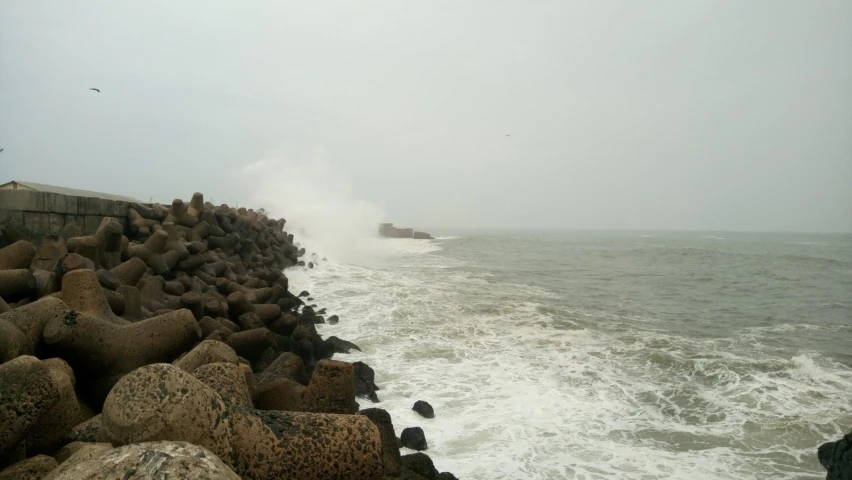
top-left (286, 230), bottom-right (852, 480)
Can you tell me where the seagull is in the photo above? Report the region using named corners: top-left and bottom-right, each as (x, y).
top-left (89, 88), bottom-right (100, 92)
top-left (505, 133), bottom-right (511, 137)
top-left (0, 148), bottom-right (3, 154)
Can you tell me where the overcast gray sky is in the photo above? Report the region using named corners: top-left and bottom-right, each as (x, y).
top-left (1, 1), bottom-right (850, 232)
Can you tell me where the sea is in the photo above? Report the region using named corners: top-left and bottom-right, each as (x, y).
top-left (285, 230), bottom-right (852, 480)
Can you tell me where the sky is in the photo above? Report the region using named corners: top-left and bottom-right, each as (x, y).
top-left (1, 1), bottom-right (850, 233)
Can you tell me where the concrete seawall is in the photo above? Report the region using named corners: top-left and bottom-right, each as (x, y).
top-left (0, 190), bottom-right (131, 237)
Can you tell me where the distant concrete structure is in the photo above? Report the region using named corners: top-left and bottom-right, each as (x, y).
top-left (0, 180), bottom-right (142, 203)
top-left (0, 180), bottom-right (142, 236)
top-left (379, 223), bottom-right (432, 239)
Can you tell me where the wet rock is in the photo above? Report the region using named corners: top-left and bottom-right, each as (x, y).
top-left (298, 290), bottom-right (310, 298)
top-left (413, 400), bottom-right (435, 419)
top-left (354, 361), bottom-right (381, 403)
top-left (401, 427), bottom-right (428, 451)
top-left (44, 441), bottom-right (240, 480)
top-left (101, 363), bottom-right (383, 479)
top-left (0, 455), bottom-right (58, 480)
top-left (819, 430), bottom-right (852, 480)
top-left (436, 472), bottom-right (459, 480)
top-left (327, 314), bottom-right (339, 325)
top-left (326, 336), bottom-right (362, 354)
top-left (401, 453), bottom-right (438, 479)
top-left (302, 359), bottom-right (358, 414)
top-left (359, 408), bottom-right (402, 476)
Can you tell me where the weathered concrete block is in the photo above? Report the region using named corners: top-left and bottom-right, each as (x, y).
top-left (48, 213), bottom-right (66, 233)
top-left (83, 216), bottom-right (103, 235)
top-left (84, 197), bottom-right (113, 216)
top-left (44, 441), bottom-right (240, 480)
top-left (63, 195), bottom-right (79, 215)
top-left (112, 201), bottom-right (129, 217)
top-left (0, 191), bottom-right (42, 211)
top-left (44, 193), bottom-right (67, 214)
top-left (23, 212), bottom-right (51, 234)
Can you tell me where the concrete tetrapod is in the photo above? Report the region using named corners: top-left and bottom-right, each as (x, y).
top-left (100, 363), bottom-right (383, 480)
top-left (42, 306), bottom-right (200, 407)
top-left (43, 441), bottom-right (240, 480)
top-left (0, 356), bottom-right (83, 464)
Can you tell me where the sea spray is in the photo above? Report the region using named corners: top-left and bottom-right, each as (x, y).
top-left (237, 154), bottom-right (389, 266)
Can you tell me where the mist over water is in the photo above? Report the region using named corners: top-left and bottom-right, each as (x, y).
top-left (284, 229), bottom-right (851, 480)
top-left (238, 155), bottom-right (388, 265)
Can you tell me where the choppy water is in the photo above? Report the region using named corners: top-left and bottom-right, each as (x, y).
top-left (287, 230), bottom-right (852, 480)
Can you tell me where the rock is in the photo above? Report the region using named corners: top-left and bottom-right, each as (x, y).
top-left (401, 427), bottom-right (428, 451)
top-left (0, 455), bottom-right (58, 480)
top-left (401, 453), bottom-right (438, 479)
top-left (43, 441), bottom-right (240, 480)
top-left (43, 306), bottom-right (201, 408)
top-left (327, 314), bottom-right (339, 325)
top-left (101, 363), bottom-right (383, 480)
top-left (0, 356), bottom-right (84, 461)
top-left (819, 430), bottom-right (852, 480)
top-left (436, 472), bottom-right (459, 480)
top-left (359, 408), bottom-right (402, 476)
top-left (326, 336), bottom-right (362, 354)
top-left (54, 441), bottom-right (111, 465)
top-left (354, 361), bottom-right (380, 403)
top-left (302, 359), bottom-right (358, 414)
top-left (253, 377), bottom-right (306, 411)
top-left (173, 339), bottom-right (238, 373)
top-left (413, 400), bottom-right (435, 419)
top-left (63, 416), bottom-right (102, 443)
top-left (0, 240), bottom-right (36, 270)
top-left (298, 290), bottom-right (310, 298)
top-left (192, 362), bottom-right (252, 408)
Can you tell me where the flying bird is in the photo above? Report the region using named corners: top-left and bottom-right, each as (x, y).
top-left (0, 148), bottom-right (4, 153)
top-left (505, 134), bottom-right (511, 137)
top-left (89, 88), bottom-right (100, 92)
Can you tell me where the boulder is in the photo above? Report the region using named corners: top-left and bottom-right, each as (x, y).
top-left (400, 453), bottom-right (438, 479)
top-left (354, 361), bottom-right (380, 403)
top-left (401, 427), bottom-right (428, 451)
top-left (302, 359), bottom-right (358, 414)
top-left (174, 340), bottom-right (239, 373)
top-left (326, 336), bottom-right (361, 354)
top-left (43, 441), bottom-right (239, 480)
top-left (0, 455), bottom-right (58, 480)
top-left (100, 363), bottom-right (383, 479)
top-left (413, 400), bottom-right (435, 419)
top-left (359, 408), bottom-right (402, 476)
top-left (436, 472), bottom-right (459, 480)
top-left (819, 430), bottom-right (852, 480)
top-left (192, 362), bottom-right (252, 408)
top-left (43, 306), bottom-right (200, 407)
top-left (0, 356), bottom-right (84, 463)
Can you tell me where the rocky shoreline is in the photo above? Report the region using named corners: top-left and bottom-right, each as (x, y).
top-left (0, 192), bottom-right (455, 479)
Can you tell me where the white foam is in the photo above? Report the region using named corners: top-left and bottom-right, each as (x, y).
top-left (285, 240), bottom-right (852, 480)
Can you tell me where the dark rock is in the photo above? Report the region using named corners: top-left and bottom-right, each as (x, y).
top-left (328, 314), bottom-right (339, 325)
top-left (401, 452), bottom-right (438, 479)
top-left (819, 430), bottom-right (852, 480)
top-left (401, 427), bottom-right (428, 451)
top-left (302, 359), bottom-right (358, 414)
top-left (413, 400), bottom-right (435, 419)
top-left (326, 336), bottom-right (362, 354)
top-left (0, 454), bottom-right (58, 480)
top-left (298, 290), bottom-right (310, 298)
top-left (354, 361), bottom-right (380, 403)
top-left (436, 472), bottom-right (459, 480)
top-left (358, 408), bottom-right (402, 476)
